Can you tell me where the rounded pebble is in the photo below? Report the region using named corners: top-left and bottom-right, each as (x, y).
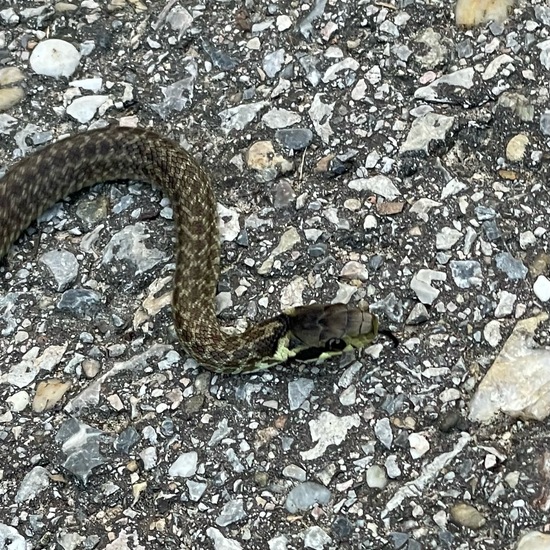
top-left (534, 275), bottom-right (550, 302)
top-left (30, 39), bottom-right (81, 78)
top-left (450, 503), bottom-right (486, 529)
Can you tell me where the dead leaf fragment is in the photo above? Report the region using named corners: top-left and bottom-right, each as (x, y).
top-left (377, 201), bottom-right (405, 215)
top-left (498, 169), bottom-right (517, 180)
top-left (33, 379), bottom-right (72, 412)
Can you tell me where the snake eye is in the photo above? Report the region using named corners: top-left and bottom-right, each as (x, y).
top-left (325, 338), bottom-right (346, 352)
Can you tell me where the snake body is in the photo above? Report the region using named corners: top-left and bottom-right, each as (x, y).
top-left (0, 127), bottom-right (378, 373)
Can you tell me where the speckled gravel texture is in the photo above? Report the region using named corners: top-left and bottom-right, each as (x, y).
top-left (1, 1), bottom-right (550, 549)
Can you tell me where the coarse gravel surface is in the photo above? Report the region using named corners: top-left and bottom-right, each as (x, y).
top-left (1, 1), bottom-right (550, 549)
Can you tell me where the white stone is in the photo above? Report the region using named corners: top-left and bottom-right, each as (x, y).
top-left (7, 390), bottom-right (30, 412)
top-left (246, 37), bottom-right (261, 50)
top-left (517, 531), bottom-right (550, 550)
top-left (322, 57), bottom-right (359, 83)
top-left (482, 54), bottom-right (514, 80)
top-left (66, 95), bottom-right (109, 123)
top-left (484, 320), bottom-right (502, 348)
top-left (340, 261), bottom-right (369, 282)
top-left (436, 227), bottom-right (462, 250)
top-left (410, 269), bottom-right (446, 305)
top-left (534, 276), bottom-right (550, 302)
top-left (261, 107), bottom-right (301, 129)
top-left (469, 313), bottom-right (550, 422)
top-left (441, 178), bottom-right (467, 199)
top-left (348, 175), bottom-right (401, 200)
top-left (519, 230), bottom-right (536, 249)
top-left (30, 39), bottom-right (81, 78)
top-left (495, 291), bottom-right (516, 318)
top-left (169, 451), bottom-right (198, 478)
top-left (409, 433), bottom-right (430, 459)
top-left (363, 214), bottom-right (378, 230)
top-left (300, 411), bottom-right (360, 461)
top-left (276, 15), bottom-right (292, 31)
top-left (69, 77), bottom-right (103, 91)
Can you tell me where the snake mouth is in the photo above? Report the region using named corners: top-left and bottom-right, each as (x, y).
top-left (291, 337), bottom-right (348, 363)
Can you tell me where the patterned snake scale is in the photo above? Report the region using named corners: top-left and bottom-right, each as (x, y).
top-left (0, 126), bottom-right (379, 373)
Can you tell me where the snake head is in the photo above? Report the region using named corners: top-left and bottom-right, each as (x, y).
top-left (282, 303), bottom-right (379, 364)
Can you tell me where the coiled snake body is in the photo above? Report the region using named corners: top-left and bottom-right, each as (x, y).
top-left (0, 127), bottom-right (378, 373)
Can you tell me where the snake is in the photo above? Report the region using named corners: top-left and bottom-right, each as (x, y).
top-left (0, 126), bottom-right (380, 373)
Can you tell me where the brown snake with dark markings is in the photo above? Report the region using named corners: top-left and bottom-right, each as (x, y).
top-left (0, 126), bottom-right (379, 373)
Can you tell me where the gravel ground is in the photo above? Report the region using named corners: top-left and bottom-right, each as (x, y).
top-left (1, 1), bottom-right (550, 549)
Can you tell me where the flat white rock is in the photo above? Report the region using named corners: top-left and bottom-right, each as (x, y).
top-left (534, 275), bottom-right (550, 302)
top-left (30, 39), bottom-right (81, 78)
top-left (470, 313), bottom-right (550, 422)
top-left (66, 95), bottom-right (109, 123)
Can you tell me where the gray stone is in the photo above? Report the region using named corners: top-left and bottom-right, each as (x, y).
top-left (309, 93), bottom-right (334, 143)
top-left (495, 252), bottom-right (528, 280)
top-left (348, 175), bottom-right (401, 200)
top-left (275, 128), bottom-right (313, 150)
top-left (303, 526), bottom-right (332, 549)
top-left (449, 260), bottom-right (482, 288)
top-left (152, 62), bottom-right (198, 119)
top-left (201, 38), bottom-right (238, 70)
top-left (414, 67), bottom-right (475, 102)
top-left (406, 303), bottom-right (429, 325)
top-left (102, 223), bottom-right (166, 274)
top-left (308, 243), bottom-right (327, 257)
top-left (40, 250), bottom-right (79, 292)
top-left (540, 111), bottom-right (550, 136)
top-left (272, 180), bottom-right (295, 208)
top-left (219, 101), bottom-right (268, 132)
top-left (115, 427), bottom-right (140, 454)
top-left (298, 54), bottom-right (321, 87)
top-left (285, 481), bottom-right (331, 513)
top-left (482, 220), bottom-right (501, 241)
top-left (58, 289), bottom-right (101, 318)
top-left (400, 113), bottom-right (454, 154)
top-left (374, 417), bottom-right (393, 449)
top-left (216, 499), bottom-right (246, 527)
top-left (55, 419), bottom-right (108, 484)
top-left (15, 466), bottom-right (50, 503)
top-left (298, 0), bottom-right (327, 39)
top-left (263, 48), bottom-right (285, 78)
top-left (475, 206), bottom-right (496, 220)
top-left (288, 378), bottom-right (315, 410)
top-left (370, 292), bottom-right (403, 323)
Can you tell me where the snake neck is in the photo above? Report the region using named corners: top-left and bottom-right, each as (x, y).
top-left (172, 304), bottom-right (290, 373)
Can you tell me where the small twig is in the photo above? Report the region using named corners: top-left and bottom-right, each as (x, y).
top-left (298, 146), bottom-right (307, 182)
top-left (374, 2), bottom-right (398, 10)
